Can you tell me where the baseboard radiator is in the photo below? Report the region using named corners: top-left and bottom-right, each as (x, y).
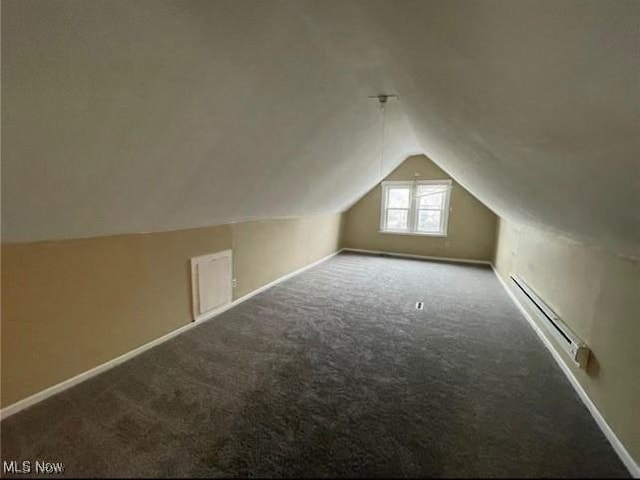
top-left (511, 274), bottom-right (590, 368)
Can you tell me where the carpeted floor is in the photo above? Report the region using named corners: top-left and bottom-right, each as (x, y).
top-left (1, 252), bottom-right (629, 478)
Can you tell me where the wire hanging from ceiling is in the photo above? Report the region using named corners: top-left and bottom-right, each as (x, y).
top-left (368, 94), bottom-right (453, 200)
top-left (368, 94), bottom-right (398, 179)
top-left (379, 100), bottom-right (386, 178)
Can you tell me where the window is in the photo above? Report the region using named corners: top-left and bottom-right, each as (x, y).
top-left (380, 180), bottom-right (451, 236)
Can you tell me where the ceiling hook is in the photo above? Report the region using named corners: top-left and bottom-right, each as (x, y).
top-left (368, 94), bottom-right (399, 106)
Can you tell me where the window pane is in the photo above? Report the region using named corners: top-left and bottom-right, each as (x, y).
top-left (417, 210), bottom-right (441, 232)
top-left (387, 187), bottom-right (410, 208)
top-left (386, 209), bottom-right (408, 230)
top-left (417, 186), bottom-right (445, 208)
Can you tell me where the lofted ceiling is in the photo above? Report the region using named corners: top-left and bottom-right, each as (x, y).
top-left (2, 0), bottom-right (639, 257)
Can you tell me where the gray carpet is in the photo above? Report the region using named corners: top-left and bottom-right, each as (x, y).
top-left (1, 252), bottom-right (629, 478)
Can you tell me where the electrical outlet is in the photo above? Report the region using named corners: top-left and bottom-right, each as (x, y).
top-left (232, 278), bottom-right (237, 288)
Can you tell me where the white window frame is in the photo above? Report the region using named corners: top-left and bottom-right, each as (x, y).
top-left (379, 179), bottom-right (452, 236)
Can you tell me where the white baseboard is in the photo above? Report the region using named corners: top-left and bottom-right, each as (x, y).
top-left (0, 321), bottom-right (196, 420)
top-left (5, 249), bottom-right (635, 477)
top-left (491, 265), bottom-right (639, 478)
top-left (342, 247), bottom-right (491, 265)
top-left (0, 248), bottom-right (344, 420)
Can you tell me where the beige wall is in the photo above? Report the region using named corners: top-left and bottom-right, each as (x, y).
top-left (342, 155), bottom-right (497, 261)
top-left (1, 214), bottom-right (343, 407)
top-left (232, 215), bottom-right (344, 298)
top-left (493, 218), bottom-right (640, 463)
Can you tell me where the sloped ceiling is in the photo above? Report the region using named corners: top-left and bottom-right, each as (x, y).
top-left (2, 1), bottom-right (638, 257)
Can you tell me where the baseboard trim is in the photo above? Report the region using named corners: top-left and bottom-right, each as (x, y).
top-left (0, 321), bottom-right (196, 420)
top-left (490, 265), bottom-right (639, 478)
top-left (6, 250), bottom-right (635, 477)
top-left (0, 248), bottom-right (344, 420)
top-left (342, 247), bottom-right (491, 265)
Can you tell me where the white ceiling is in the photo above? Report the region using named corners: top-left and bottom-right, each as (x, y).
top-left (2, 1), bottom-right (639, 257)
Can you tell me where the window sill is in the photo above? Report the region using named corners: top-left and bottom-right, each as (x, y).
top-left (378, 230), bottom-right (447, 237)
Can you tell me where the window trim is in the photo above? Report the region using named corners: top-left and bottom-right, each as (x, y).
top-left (379, 179), bottom-right (452, 236)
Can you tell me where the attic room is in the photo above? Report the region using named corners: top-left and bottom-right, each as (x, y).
top-left (1, 0), bottom-right (638, 478)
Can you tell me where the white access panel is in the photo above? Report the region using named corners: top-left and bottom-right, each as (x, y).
top-left (190, 250), bottom-right (232, 321)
